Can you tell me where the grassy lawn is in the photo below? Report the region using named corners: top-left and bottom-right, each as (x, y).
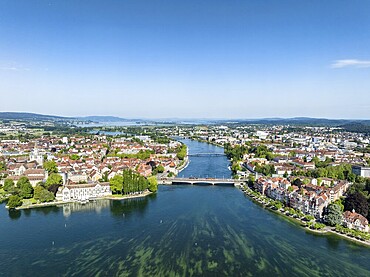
top-left (22, 198), bottom-right (38, 206)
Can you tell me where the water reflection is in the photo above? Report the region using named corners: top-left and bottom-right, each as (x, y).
top-left (8, 209), bottom-right (21, 220)
top-left (5, 195), bottom-right (155, 220)
top-left (62, 200), bottom-right (111, 218)
top-left (110, 194), bottom-right (155, 218)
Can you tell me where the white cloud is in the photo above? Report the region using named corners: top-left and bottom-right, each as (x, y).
top-left (331, 59), bottom-right (370, 68)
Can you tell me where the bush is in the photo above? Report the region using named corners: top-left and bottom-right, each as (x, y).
top-left (304, 215), bottom-right (315, 222)
top-left (311, 223), bottom-right (326, 230)
top-left (7, 195), bottom-right (22, 209)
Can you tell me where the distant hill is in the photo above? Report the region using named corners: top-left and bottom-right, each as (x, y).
top-left (340, 122), bottom-right (370, 134)
top-left (77, 116), bottom-right (143, 122)
top-left (0, 112), bottom-right (70, 121)
top-left (226, 117), bottom-right (370, 127)
top-left (0, 113), bottom-right (143, 123)
top-left (1, 113), bottom-right (369, 129)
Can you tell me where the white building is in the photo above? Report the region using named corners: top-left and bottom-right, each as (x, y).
top-left (256, 131), bottom-right (269, 140)
top-left (352, 165), bottom-right (370, 178)
top-left (29, 148), bottom-right (44, 165)
top-left (56, 182), bottom-right (112, 202)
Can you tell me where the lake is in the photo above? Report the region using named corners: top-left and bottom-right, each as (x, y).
top-left (1, 139), bottom-right (370, 276)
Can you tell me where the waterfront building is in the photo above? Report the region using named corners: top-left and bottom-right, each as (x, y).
top-left (343, 210), bottom-right (369, 233)
top-left (255, 177), bottom-right (349, 219)
top-left (56, 182), bottom-right (112, 202)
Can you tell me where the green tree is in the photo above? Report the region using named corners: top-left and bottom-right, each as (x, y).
top-left (3, 178), bottom-right (16, 194)
top-left (69, 154), bottom-right (79, 160)
top-left (156, 165), bottom-right (165, 173)
top-left (274, 201), bottom-right (284, 210)
top-left (7, 195), bottom-right (22, 208)
top-left (248, 175), bottom-right (255, 187)
top-left (176, 144), bottom-right (187, 160)
top-left (148, 176), bottom-right (158, 192)
top-left (0, 161), bottom-right (6, 171)
top-left (344, 192), bottom-right (369, 218)
top-left (231, 162), bottom-right (241, 173)
top-left (34, 186), bottom-right (55, 202)
top-left (17, 177), bottom-right (33, 199)
top-left (43, 160), bottom-right (58, 174)
top-left (109, 175), bottom-right (123, 194)
top-left (325, 203), bottom-right (343, 226)
top-left (45, 173), bottom-right (63, 189)
top-left (347, 172), bottom-right (356, 182)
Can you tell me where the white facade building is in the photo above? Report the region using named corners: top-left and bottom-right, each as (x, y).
top-left (56, 182), bottom-right (112, 202)
top-left (352, 165), bottom-right (370, 178)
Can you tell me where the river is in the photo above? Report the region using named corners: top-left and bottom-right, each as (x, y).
top-left (1, 139), bottom-right (370, 276)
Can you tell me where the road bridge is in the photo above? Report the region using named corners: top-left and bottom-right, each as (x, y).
top-left (159, 177), bottom-right (247, 186)
top-left (187, 153), bottom-right (225, 157)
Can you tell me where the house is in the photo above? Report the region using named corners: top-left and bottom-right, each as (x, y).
top-left (89, 170), bottom-right (103, 182)
top-left (290, 158), bottom-right (315, 170)
top-left (342, 210), bottom-right (369, 232)
top-left (23, 169), bottom-right (47, 187)
top-left (326, 181), bottom-right (349, 202)
top-left (7, 163), bottom-right (27, 176)
top-left (255, 178), bottom-right (269, 195)
top-left (68, 171), bottom-right (88, 183)
top-left (136, 164), bottom-right (152, 177)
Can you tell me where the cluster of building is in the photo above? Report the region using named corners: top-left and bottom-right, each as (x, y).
top-left (0, 134), bottom-right (183, 202)
top-left (254, 176), bottom-right (369, 232)
top-left (165, 125), bottom-right (370, 178)
top-left (255, 176), bottom-right (349, 218)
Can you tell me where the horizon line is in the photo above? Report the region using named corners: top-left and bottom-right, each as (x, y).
top-left (0, 111), bottom-right (369, 121)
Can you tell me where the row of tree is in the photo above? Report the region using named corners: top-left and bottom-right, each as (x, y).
top-left (176, 144), bottom-right (187, 160)
top-left (109, 149), bottom-right (154, 160)
top-left (292, 163), bottom-right (358, 182)
top-left (109, 169), bottom-right (158, 195)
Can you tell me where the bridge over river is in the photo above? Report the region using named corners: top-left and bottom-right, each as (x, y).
top-left (159, 177), bottom-right (247, 186)
top-left (187, 153), bottom-right (225, 157)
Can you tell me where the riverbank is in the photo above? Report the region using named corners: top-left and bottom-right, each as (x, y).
top-left (176, 156), bottom-right (189, 173)
top-left (15, 200), bottom-right (70, 210)
top-left (239, 184), bottom-right (370, 248)
top-left (13, 191), bottom-right (155, 210)
top-left (188, 136), bottom-right (223, 147)
top-left (104, 190), bottom-right (154, 200)
top-left (239, 185), bottom-right (306, 226)
top-left (328, 229), bottom-right (370, 247)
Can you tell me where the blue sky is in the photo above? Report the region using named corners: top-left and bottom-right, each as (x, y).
top-left (1, 0), bottom-right (370, 119)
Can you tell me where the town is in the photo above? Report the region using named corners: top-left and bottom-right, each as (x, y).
top-left (164, 123), bottom-right (370, 241)
top-left (0, 122), bottom-right (187, 208)
top-left (1, 120), bottom-right (370, 243)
